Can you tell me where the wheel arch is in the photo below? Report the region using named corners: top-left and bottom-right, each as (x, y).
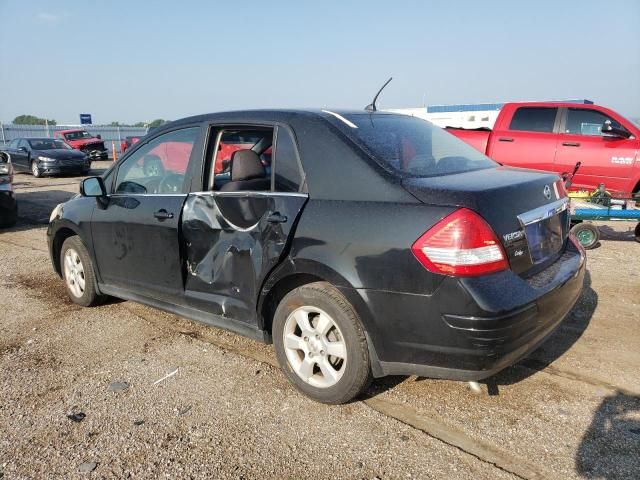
top-left (50, 224), bottom-right (83, 277)
top-left (258, 258), bottom-right (384, 377)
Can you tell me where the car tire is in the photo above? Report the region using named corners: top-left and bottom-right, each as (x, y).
top-left (273, 281), bottom-right (371, 404)
top-left (570, 222), bottom-right (600, 250)
top-left (60, 236), bottom-right (105, 307)
top-left (31, 161), bottom-right (41, 178)
top-left (635, 222), bottom-right (640, 243)
top-left (143, 156), bottom-right (164, 177)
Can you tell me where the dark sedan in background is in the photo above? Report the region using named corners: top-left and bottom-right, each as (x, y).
top-left (1, 137), bottom-right (91, 177)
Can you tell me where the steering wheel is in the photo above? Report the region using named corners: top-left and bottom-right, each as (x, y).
top-left (157, 172), bottom-right (184, 194)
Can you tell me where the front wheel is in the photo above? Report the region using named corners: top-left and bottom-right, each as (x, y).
top-left (60, 236), bottom-right (105, 306)
top-left (31, 161), bottom-right (41, 178)
top-left (273, 282), bottom-right (371, 404)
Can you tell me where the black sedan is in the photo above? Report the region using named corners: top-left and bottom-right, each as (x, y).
top-left (47, 110), bottom-right (586, 403)
top-left (2, 137), bottom-right (91, 177)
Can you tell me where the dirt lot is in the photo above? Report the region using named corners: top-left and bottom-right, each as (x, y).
top-left (1, 162), bottom-right (639, 479)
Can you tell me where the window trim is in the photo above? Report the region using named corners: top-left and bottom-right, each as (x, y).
top-left (508, 106), bottom-right (561, 134)
top-left (558, 107), bottom-right (630, 138)
top-left (111, 125), bottom-right (201, 196)
top-left (203, 123), bottom-right (277, 193)
top-left (273, 124), bottom-right (305, 193)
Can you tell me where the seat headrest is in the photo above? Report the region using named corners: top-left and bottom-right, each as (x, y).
top-left (230, 150), bottom-right (265, 181)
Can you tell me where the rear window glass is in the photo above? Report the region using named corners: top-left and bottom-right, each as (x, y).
top-left (509, 107), bottom-right (557, 133)
top-left (328, 113), bottom-right (497, 178)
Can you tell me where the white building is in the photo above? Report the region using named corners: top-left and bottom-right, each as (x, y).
top-left (387, 100), bottom-right (593, 129)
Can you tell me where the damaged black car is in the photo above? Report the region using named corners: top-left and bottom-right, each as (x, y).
top-left (48, 110), bottom-right (585, 403)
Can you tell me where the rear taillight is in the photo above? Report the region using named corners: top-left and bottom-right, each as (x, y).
top-left (412, 208), bottom-right (509, 277)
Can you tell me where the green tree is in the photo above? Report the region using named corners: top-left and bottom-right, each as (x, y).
top-left (13, 115), bottom-right (57, 125)
top-left (148, 119), bottom-right (167, 128)
top-left (131, 119), bottom-right (168, 128)
top-left (109, 121), bottom-right (131, 127)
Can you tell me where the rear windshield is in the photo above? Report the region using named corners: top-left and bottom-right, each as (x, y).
top-left (328, 113), bottom-right (497, 177)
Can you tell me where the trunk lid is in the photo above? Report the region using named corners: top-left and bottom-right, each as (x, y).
top-left (402, 166), bottom-right (570, 275)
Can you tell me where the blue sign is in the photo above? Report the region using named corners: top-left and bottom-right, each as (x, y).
top-left (79, 114), bottom-right (92, 125)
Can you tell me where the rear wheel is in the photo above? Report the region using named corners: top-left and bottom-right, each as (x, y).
top-left (60, 236), bottom-right (105, 306)
top-left (570, 222), bottom-right (600, 250)
top-left (273, 282), bottom-right (371, 404)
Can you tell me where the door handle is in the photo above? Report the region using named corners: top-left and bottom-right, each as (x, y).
top-left (267, 212), bottom-right (288, 224)
top-left (498, 137), bottom-right (514, 142)
top-left (562, 141), bottom-right (581, 147)
top-left (153, 209), bottom-right (174, 220)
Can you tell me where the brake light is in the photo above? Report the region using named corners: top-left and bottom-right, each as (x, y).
top-left (412, 208), bottom-right (509, 277)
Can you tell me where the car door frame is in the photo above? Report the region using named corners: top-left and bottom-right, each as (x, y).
top-left (181, 120), bottom-right (309, 333)
top-left (555, 106), bottom-right (640, 193)
top-left (14, 139), bottom-right (32, 171)
top-left (488, 105), bottom-right (562, 172)
top-left (90, 123), bottom-right (205, 302)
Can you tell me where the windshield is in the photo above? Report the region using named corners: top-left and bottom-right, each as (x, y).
top-left (64, 130), bottom-right (93, 140)
top-left (29, 139), bottom-right (73, 150)
top-left (327, 113), bottom-right (497, 177)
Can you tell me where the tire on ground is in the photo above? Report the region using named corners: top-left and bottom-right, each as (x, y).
top-left (570, 222), bottom-right (600, 250)
top-left (31, 161), bottom-right (41, 178)
top-left (272, 281), bottom-right (371, 404)
top-left (60, 236), bottom-right (106, 307)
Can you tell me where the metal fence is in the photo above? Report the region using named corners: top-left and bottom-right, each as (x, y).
top-left (0, 124), bottom-right (149, 155)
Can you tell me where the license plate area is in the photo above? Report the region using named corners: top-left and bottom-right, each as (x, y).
top-left (518, 198), bottom-right (569, 265)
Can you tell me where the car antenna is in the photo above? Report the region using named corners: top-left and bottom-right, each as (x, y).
top-left (365, 77), bottom-right (393, 112)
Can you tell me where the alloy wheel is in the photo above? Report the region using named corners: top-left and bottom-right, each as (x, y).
top-left (282, 306), bottom-right (347, 388)
top-left (63, 248), bottom-right (86, 298)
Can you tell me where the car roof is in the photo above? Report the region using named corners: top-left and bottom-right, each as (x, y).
top-left (153, 109), bottom-right (401, 133)
top-left (57, 129), bottom-right (87, 133)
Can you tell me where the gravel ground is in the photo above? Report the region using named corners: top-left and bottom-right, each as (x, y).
top-left (0, 166), bottom-right (638, 479)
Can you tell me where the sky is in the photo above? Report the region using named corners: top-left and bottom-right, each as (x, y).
top-left (0, 0), bottom-right (639, 125)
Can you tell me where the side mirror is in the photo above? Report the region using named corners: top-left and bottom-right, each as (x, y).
top-left (96, 134), bottom-right (102, 140)
top-left (602, 120), bottom-right (631, 139)
top-left (18, 146), bottom-right (28, 153)
top-left (80, 176), bottom-right (106, 197)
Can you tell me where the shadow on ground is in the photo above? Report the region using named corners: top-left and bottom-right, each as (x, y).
top-left (576, 391), bottom-right (640, 479)
top-left (10, 189), bottom-right (77, 228)
top-left (598, 224), bottom-right (638, 242)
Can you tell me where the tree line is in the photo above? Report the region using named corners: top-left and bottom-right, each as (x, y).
top-left (12, 115), bottom-right (167, 128)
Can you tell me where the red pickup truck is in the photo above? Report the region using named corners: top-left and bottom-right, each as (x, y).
top-left (447, 102), bottom-right (640, 196)
top-left (54, 129), bottom-right (108, 160)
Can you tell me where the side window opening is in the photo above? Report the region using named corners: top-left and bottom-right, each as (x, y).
top-left (114, 127), bottom-right (199, 195)
top-left (565, 108), bottom-right (624, 136)
top-left (509, 107), bottom-right (558, 133)
top-left (273, 127), bottom-right (303, 192)
top-left (209, 127), bottom-right (274, 192)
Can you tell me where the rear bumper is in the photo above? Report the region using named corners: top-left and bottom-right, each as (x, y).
top-left (353, 243), bottom-right (586, 380)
